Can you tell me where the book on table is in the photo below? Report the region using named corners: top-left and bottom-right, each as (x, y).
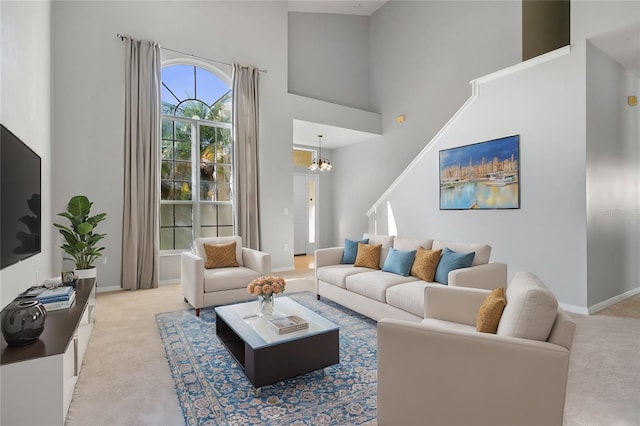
top-left (42, 291), bottom-right (76, 311)
top-left (35, 286), bottom-right (75, 304)
top-left (267, 315), bottom-right (309, 334)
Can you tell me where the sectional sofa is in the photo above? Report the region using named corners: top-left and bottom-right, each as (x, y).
top-left (314, 234), bottom-right (507, 322)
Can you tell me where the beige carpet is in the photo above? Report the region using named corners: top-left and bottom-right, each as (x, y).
top-left (65, 270), bottom-right (640, 426)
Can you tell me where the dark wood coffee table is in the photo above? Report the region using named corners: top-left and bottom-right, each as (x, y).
top-left (215, 296), bottom-right (339, 394)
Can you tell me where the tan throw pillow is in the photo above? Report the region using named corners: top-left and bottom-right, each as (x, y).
top-left (410, 247), bottom-right (442, 282)
top-left (477, 287), bottom-right (507, 333)
top-left (203, 241), bottom-right (239, 269)
top-left (354, 242), bottom-right (382, 269)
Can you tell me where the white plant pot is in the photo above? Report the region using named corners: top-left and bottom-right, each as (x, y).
top-left (74, 267), bottom-right (97, 280)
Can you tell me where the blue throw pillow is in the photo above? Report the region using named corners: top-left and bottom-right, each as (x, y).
top-left (341, 238), bottom-right (369, 264)
top-left (382, 247), bottom-right (417, 276)
top-left (434, 247), bottom-right (475, 285)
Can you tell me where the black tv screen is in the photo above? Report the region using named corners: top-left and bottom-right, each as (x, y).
top-left (1, 124), bottom-right (41, 269)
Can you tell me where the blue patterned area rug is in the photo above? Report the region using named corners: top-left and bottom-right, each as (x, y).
top-left (156, 292), bottom-right (378, 425)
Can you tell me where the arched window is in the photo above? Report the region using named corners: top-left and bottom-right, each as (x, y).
top-left (160, 63), bottom-right (233, 251)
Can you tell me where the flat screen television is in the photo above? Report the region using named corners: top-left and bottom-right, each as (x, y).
top-left (1, 124), bottom-right (41, 269)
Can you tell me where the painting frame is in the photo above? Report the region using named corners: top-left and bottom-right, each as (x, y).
top-left (439, 135), bottom-right (520, 210)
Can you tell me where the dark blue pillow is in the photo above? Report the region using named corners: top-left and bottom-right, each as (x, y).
top-left (434, 247), bottom-right (475, 285)
top-left (382, 247), bottom-right (417, 276)
top-left (341, 238), bottom-right (369, 264)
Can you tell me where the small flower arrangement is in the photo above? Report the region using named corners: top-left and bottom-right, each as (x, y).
top-left (247, 275), bottom-right (286, 296)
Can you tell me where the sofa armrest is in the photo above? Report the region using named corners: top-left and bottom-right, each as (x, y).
top-left (181, 251), bottom-right (205, 309)
top-left (242, 248), bottom-right (271, 275)
top-left (424, 284), bottom-right (490, 325)
top-left (377, 319), bottom-right (570, 426)
top-left (314, 247), bottom-right (344, 268)
top-left (448, 262), bottom-right (507, 290)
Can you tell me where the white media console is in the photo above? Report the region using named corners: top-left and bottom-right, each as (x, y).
top-left (0, 278), bottom-right (96, 425)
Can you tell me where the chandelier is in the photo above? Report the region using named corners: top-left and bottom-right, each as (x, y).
top-left (309, 135), bottom-right (332, 171)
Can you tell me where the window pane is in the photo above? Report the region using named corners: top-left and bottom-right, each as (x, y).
top-left (175, 227), bottom-right (193, 250)
top-left (200, 204), bottom-right (216, 226)
top-left (200, 227), bottom-right (217, 238)
top-left (216, 165), bottom-right (232, 183)
top-left (219, 205), bottom-right (233, 226)
top-left (161, 161), bottom-right (173, 180)
top-left (160, 204), bottom-right (174, 227)
top-left (217, 184), bottom-right (231, 201)
top-left (293, 149), bottom-right (313, 167)
top-left (217, 226), bottom-right (234, 237)
top-left (174, 205), bottom-right (192, 227)
top-left (161, 140), bottom-right (174, 161)
top-left (162, 120), bottom-right (173, 139)
top-left (174, 142), bottom-right (191, 161)
top-left (173, 162), bottom-right (191, 181)
top-left (174, 121), bottom-right (191, 142)
top-left (200, 182), bottom-right (215, 200)
top-left (160, 228), bottom-right (174, 250)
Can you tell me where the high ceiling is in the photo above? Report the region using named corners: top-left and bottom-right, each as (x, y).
top-left (288, 4), bottom-right (640, 150)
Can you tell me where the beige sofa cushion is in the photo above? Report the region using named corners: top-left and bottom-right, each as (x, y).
top-left (432, 240), bottom-right (491, 266)
top-left (346, 271), bottom-right (417, 303)
top-left (393, 236), bottom-right (434, 251)
top-left (203, 267), bottom-right (259, 292)
top-left (386, 281), bottom-right (429, 317)
top-left (317, 265), bottom-right (372, 289)
top-left (497, 272), bottom-right (558, 341)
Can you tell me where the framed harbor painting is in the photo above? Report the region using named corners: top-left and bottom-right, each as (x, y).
top-left (439, 135), bottom-right (520, 210)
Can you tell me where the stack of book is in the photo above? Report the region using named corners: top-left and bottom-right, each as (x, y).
top-left (267, 315), bottom-right (309, 334)
top-left (34, 286), bottom-right (76, 311)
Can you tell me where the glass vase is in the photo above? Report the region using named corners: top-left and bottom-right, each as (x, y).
top-left (258, 293), bottom-right (274, 316)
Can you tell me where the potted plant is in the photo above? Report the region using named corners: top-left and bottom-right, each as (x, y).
top-left (54, 195), bottom-right (107, 279)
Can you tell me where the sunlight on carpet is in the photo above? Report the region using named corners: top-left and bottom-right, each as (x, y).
top-left (156, 292), bottom-right (378, 425)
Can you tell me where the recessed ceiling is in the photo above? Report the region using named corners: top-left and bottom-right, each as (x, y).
top-left (288, 1), bottom-right (387, 17)
top-left (293, 119), bottom-right (379, 149)
top-left (589, 21), bottom-right (640, 78)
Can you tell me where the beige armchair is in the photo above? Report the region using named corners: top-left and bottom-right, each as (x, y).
top-left (181, 236), bottom-right (271, 316)
top-left (377, 272), bottom-right (576, 426)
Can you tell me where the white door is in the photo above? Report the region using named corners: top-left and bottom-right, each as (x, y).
top-left (293, 174), bottom-right (318, 255)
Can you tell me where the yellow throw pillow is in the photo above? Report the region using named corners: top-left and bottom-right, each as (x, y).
top-left (410, 247), bottom-right (442, 282)
top-left (203, 241), bottom-right (239, 269)
top-left (354, 242), bottom-right (382, 269)
top-left (476, 287), bottom-right (507, 333)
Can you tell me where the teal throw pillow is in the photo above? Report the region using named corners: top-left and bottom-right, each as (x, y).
top-left (342, 238), bottom-right (369, 264)
top-left (434, 247), bottom-right (475, 285)
top-left (382, 247), bottom-right (417, 277)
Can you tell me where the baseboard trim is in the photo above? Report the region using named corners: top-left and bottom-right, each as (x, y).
top-left (588, 287), bottom-right (640, 315)
top-left (272, 266), bottom-right (295, 273)
top-left (559, 303), bottom-right (589, 315)
top-left (96, 285), bottom-right (121, 294)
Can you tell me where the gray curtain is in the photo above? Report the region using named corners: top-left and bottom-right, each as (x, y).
top-left (121, 37), bottom-right (161, 290)
top-left (232, 64), bottom-right (261, 250)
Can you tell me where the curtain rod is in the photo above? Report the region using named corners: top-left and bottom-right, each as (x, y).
top-left (116, 34), bottom-right (267, 73)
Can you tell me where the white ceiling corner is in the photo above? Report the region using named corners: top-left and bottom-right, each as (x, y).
top-left (589, 21), bottom-right (640, 78)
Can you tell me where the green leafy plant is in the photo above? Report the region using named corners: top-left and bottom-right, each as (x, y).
top-left (53, 195), bottom-right (107, 270)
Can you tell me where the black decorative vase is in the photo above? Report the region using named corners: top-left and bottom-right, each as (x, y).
top-left (1, 299), bottom-right (47, 346)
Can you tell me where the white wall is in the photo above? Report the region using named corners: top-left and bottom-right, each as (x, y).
top-left (0, 1), bottom-right (54, 307)
top-left (371, 47), bottom-right (589, 308)
top-left (360, 1), bottom-right (640, 311)
top-left (586, 41), bottom-right (640, 306)
top-left (288, 12), bottom-right (370, 111)
top-left (332, 0), bottom-right (522, 245)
